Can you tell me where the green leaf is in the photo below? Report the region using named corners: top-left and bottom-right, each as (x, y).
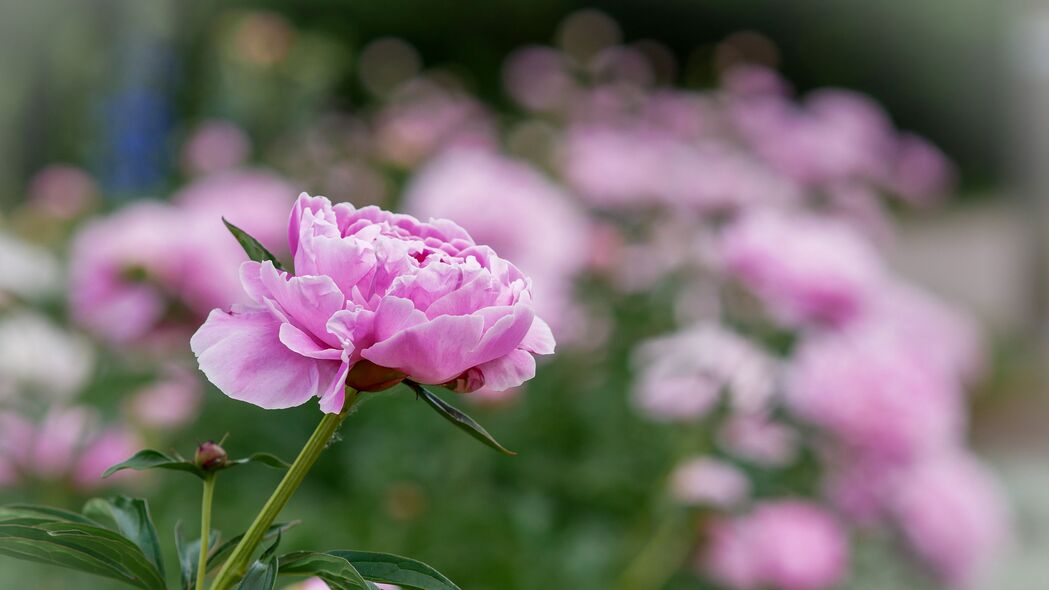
top-left (0, 522), bottom-right (166, 589)
top-left (224, 218), bottom-right (285, 270)
top-left (229, 452), bottom-right (291, 470)
top-left (102, 449), bottom-right (205, 480)
top-left (238, 534), bottom-right (280, 590)
top-left (277, 551), bottom-right (369, 590)
top-left (405, 381), bottom-right (517, 456)
top-left (206, 521), bottom-right (298, 574)
top-left (329, 550), bottom-right (462, 590)
top-left (82, 497), bottom-right (166, 579)
top-left (0, 504), bottom-right (98, 525)
top-left (175, 521), bottom-right (220, 590)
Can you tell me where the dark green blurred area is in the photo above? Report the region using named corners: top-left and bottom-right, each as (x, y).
top-left (0, 0), bottom-right (1005, 205)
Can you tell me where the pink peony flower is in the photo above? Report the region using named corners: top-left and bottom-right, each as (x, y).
top-left (69, 171), bottom-right (294, 348)
top-left (718, 211), bottom-right (885, 326)
top-left (25, 164), bottom-right (98, 220)
top-left (0, 407), bottom-right (140, 490)
top-left (786, 326), bottom-right (964, 462)
top-left (181, 120), bottom-right (251, 176)
top-left (633, 323), bottom-right (776, 421)
top-left (701, 500), bottom-right (848, 590)
top-left (717, 414), bottom-right (799, 468)
top-left (891, 453), bottom-right (1008, 588)
top-left (403, 148), bottom-right (590, 342)
top-left (127, 365), bottom-right (203, 430)
top-left (889, 133), bottom-right (956, 206)
top-left (670, 457), bottom-right (750, 508)
top-left (191, 194), bottom-right (554, 413)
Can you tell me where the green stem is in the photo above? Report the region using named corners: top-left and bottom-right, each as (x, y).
top-left (196, 474), bottom-right (216, 590)
top-left (615, 511), bottom-right (693, 590)
top-left (210, 388), bottom-right (359, 590)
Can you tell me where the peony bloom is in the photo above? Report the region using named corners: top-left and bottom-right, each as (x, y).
top-left (701, 500), bottom-right (848, 590)
top-left (670, 457), bottom-right (750, 508)
top-left (633, 323), bottom-right (776, 421)
top-left (127, 365), bottom-right (203, 430)
top-left (0, 311), bottom-right (94, 403)
top-left (718, 211), bottom-right (885, 327)
top-left (25, 164), bottom-right (99, 220)
top-left (403, 148), bottom-right (590, 342)
top-left (69, 171), bottom-right (294, 348)
top-left (181, 119), bottom-right (251, 176)
top-left (192, 194), bottom-right (554, 413)
top-left (0, 407), bottom-right (139, 491)
top-left (785, 327), bottom-right (964, 462)
top-left (891, 453), bottom-right (1008, 588)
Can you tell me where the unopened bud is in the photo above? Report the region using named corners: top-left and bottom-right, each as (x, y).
top-left (195, 441), bottom-right (228, 471)
top-left (346, 361), bottom-right (406, 392)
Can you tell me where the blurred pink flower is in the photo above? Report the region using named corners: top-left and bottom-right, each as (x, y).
top-left (786, 327), bottom-right (964, 462)
top-left (404, 148), bottom-right (590, 342)
top-left (701, 500), bottom-right (848, 590)
top-left (192, 194), bottom-right (554, 413)
top-left (633, 324), bottom-right (776, 421)
top-left (890, 133), bottom-right (956, 206)
top-left (70, 171), bottom-right (294, 348)
top-left (127, 365), bottom-right (203, 430)
top-left (891, 453), bottom-right (1008, 588)
top-left (0, 311), bottom-right (94, 403)
top-left (719, 211), bottom-right (885, 326)
top-left (0, 407), bottom-right (139, 490)
top-left (718, 414), bottom-right (799, 468)
top-left (25, 164), bottom-right (98, 220)
top-left (670, 457), bottom-right (750, 508)
top-left (374, 79), bottom-right (495, 167)
top-left (181, 120), bottom-right (251, 176)
top-left (502, 46), bottom-right (577, 112)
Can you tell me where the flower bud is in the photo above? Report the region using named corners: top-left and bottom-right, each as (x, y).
top-left (195, 441), bottom-right (228, 471)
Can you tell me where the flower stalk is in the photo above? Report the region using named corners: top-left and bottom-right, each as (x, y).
top-left (195, 473), bottom-right (216, 590)
top-left (209, 388), bottom-right (360, 590)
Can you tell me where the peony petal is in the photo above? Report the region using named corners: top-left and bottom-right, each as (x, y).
top-left (371, 296), bottom-right (427, 342)
top-left (361, 314), bottom-right (486, 384)
top-left (279, 323), bottom-right (343, 360)
top-left (294, 233), bottom-right (376, 299)
top-left (191, 308), bottom-right (337, 409)
top-left (469, 304), bottom-right (535, 365)
top-left (258, 261), bottom-right (345, 348)
top-left (520, 315), bottom-right (556, 355)
top-left (288, 193), bottom-right (335, 258)
top-left (318, 361), bottom-right (351, 413)
top-left (476, 349), bottom-right (536, 391)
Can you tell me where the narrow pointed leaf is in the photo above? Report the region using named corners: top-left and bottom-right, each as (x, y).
top-left (83, 496), bottom-right (166, 579)
top-left (223, 218), bottom-right (284, 270)
top-left (229, 452), bottom-right (290, 470)
top-left (406, 381), bottom-right (516, 456)
top-left (278, 551), bottom-right (369, 589)
top-left (206, 521), bottom-right (298, 573)
top-left (102, 449), bottom-right (205, 480)
top-left (0, 522), bottom-right (166, 589)
top-left (329, 550), bottom-right (462, 590)
top-left (0, 504), bottom-right (98, 525)
top-left (176, 521), bottom-right (220, 590)
top-left (238, 534), bottom-right (280, 590)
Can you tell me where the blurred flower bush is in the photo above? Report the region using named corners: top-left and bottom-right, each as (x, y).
top-left (0, 7), bottom-right (1009, 590)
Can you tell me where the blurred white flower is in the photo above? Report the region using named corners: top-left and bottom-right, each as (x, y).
top-left (0, 311), bottom-right (93, 402)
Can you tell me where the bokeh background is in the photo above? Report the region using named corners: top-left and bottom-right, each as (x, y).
top-left (0, 1), bottom-right (1046, 589)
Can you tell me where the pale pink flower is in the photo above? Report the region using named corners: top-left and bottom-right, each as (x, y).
top-left (181, 120), bottom-right (251, 176)
top-left (404, 148), bottom-right (590, 342)
top-left (502, 46), bottom-right (577, 112)
top-left (891, 453), bottom-right (1008, 588)
top-left (718, 211), bottom-right (885, 326)
top-left (670, 457), bottom-right (750, 508)
top-left (127, 365), bottom-right (203, 430)
top-left (701, 501), bottom-right (848, 590)
top-left (633, 324), bottom-right (776, 421)
top-left (890, 133), bottom-right (956, 206)
top-left (192, 194), bottom-right (554, 413)
top-left (25, 164), bottom-right (98, 219)
top-left (718, 414), bottom-right (799, 468)
top-left (0, 407), bottom-right (139, 490)
top-left (70, 171), bottom-right (294, 348)
top-left (786, 327), bottom-right (964, 461)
